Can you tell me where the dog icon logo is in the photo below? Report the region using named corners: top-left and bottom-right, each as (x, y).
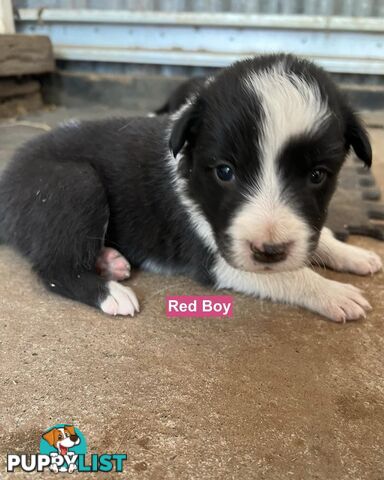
top-left (40, 424), bottom-right (86, 473)
top-left (8, 423), bottom-right (126, 474)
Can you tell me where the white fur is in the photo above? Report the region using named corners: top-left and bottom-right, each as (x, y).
top-left (56, 428), bottom-right (79, 449)
top-left (204, 76), bottom-right (215, 86)
top-left (60, 119), bottom-right (81, 129)
top-left (170, 96), bottom-right (197, 122)
top-left (166, 120), bottom-right (218, 253)
top-left (226, 64), bottom-right (331, 272)
top-left (172, 173), bottom-right (217, 252)
top-left (213, 255), bottom-right (372, 322)
top-left (100, 281), bottom-right (139, 316)
top-left (314, 227), bottom-right (383, 275)
top-left (227, 200), bottom-right (310, 272)
top-left (245, 63), bottom-right (330, 172)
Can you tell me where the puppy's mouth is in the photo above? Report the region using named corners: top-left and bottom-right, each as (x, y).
top-left (59, 445), bottom-right (68, 455)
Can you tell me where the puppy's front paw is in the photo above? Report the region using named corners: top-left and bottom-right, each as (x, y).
top-left (343, 246), bottom-right (382, 275)
top-left (329, 244), bottom-right (382, 276)
top-left (308, 278), bottom-right (372, 323)
top-left (100, 281), bottom-right (140, 317)
top-left (49, 464), bottom-right (59, 473)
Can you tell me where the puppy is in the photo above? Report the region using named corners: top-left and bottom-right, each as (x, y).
top-left (0, 54), bottom-right (381, 322)
top-left (42, 425), bottom-right (80, 473)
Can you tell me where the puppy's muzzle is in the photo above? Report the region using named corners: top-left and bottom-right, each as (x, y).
top-left (250, 241), bottom-right (292, 264)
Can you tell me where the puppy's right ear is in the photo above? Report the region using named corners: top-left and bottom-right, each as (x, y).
top-left (169, 99), bottom-right (204, 158)
top-left (65, 425), bottom-right (76, 436)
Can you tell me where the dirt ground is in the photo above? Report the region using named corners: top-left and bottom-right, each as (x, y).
top-left (0, 108), bottom-right (383, 479)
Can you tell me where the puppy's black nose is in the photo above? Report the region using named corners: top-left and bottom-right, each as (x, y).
top-left (70, 434), bottom-right (78, 442)
top-left (251, 242), bottom-right (290, 264)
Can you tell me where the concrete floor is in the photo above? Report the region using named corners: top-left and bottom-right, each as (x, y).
top-left (0, 108), bottom-right (383, 479)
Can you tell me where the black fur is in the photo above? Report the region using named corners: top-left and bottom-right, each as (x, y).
top-left (155, 77), bottom-right (205, 115)
top-left (0, 116), bottom-right (215, 308)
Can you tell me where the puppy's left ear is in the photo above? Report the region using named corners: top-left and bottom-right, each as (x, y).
top-left (42, 430), bottom-right (56, 446)
top-left (169, 99), bottom-right (204, 158)
top-left (345, 111), bottom-right (372, 167)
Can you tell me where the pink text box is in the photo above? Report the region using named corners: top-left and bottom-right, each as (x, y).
top-left (166, 295), bottom-right (233, 318)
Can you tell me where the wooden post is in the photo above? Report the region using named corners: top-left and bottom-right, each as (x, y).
top-left (0, 0), bottom-right (15, 34)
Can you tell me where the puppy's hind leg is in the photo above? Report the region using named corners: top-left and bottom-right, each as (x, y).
top-left (40, 268), bottom-right (139, 316)
top-left (314, 227), bottom-right (382, 276)
top-left (95, 247), bottom-right (131, 281)
top-left (9, 162), bottom-right (139, 316)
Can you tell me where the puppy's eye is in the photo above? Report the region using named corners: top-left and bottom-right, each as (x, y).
top-left (309, 168), bottom-right (327, 185)
top-left (215, 164), bottom-right (234, 182)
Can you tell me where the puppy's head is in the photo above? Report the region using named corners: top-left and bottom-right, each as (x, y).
top-left (42, 425), bottom-right (80, 454)
top-left (169, 54), bottom-right (371, 273)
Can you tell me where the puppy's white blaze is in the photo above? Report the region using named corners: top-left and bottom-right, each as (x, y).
top-left (245, 63), bottom-right (330, 170)
top-left (227, 65), bottom-right (331, 272)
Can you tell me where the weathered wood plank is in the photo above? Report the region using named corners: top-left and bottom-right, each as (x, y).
top-left (0, 79), bottom-right (40, 99)
top-left (0, 34), bottom-right (55, 76)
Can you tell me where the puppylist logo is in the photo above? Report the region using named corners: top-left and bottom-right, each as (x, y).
top-left (7, 424), bottom-right (127, 474)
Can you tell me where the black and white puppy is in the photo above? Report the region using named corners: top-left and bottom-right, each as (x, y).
top-left (0, 54), bottom-right (382, 322)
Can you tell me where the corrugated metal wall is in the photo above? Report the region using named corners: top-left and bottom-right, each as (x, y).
top-left (13, 1), bottom-right (384, 81)
top-left (13, 0), bottom-right (384, 16)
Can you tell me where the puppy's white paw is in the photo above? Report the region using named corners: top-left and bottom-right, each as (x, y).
top-left (100, 281), bottom-right (139, 317)
top-left (330, 244), bottom-right (382, 276)
top-left (308, 278), bottom-right (372, 323)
